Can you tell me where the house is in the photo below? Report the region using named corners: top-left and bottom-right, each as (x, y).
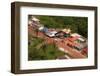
top-left (45, 31), bottom-right (57, 38)
top-left (81, 47), bottom-right (88, 55)
top-left (28, 16), bottom-right (41, 28)
top-left (71, 33), bottom-right (81, 37)
top-left (55, 31), bottom-right (70, 38)
top-left (62, 28), bottom-right (71, 34)
top-left (67, 36), bottom-right (79, 42)
top-left (31, 16), bottom-right (40, 22)
top-left (66, 34), bottom-right (87, 51)
top-left (38, 26), bottom-right (44, 31)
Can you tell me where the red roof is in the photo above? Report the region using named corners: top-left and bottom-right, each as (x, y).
top-left (83, 47), bottom-right (88, 52)
top-left (64, 36), bottom-right (80, 46)
top-left (68, 36), bottom-right (79, 42)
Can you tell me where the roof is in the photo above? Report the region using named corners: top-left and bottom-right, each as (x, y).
top-left (78, 37), bottom-right (85, 42)
top-left (38, 26), bottom-right (44, 31)
top-left (31, 16), bottom-right (40, 22)
top-left (45, 31), bottom-right (57, 37)
top-left (71, 33), bottom-right (81, 37)
top-left (68, 36), bottom-right (79, 42)
top-left (62, 28), bottom-right (71, 33)
top-left (28, 21), bottom-right (32, 25)
top-left (83, 47), bottom-right (88, 51)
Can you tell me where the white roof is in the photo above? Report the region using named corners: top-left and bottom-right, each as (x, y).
top-left (31, 16), bottom-right (40, 22)
top-left (59, 48), bottom-right (65, 51)
top-left (28, 20), bottom-right (32, 25)
top-left (46, 31), bottom-right (57, 37)
top-left (38, 26), bottom-right (44, 30)
top-left (62, 28), bottom-right (71, 33)
top-left (51, 31), bottom-right (57, 34)
top-left (71, 33), bottom-right (81, 37)
top-left (78, 37), bottom-right (85, 42)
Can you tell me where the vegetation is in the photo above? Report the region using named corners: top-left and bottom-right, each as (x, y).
top-left (28, 15), bottom-right (88, 60)
top-left (29, 15), bottom-right (88, 38)
top-left (28, 35), bottom-right (66, 60)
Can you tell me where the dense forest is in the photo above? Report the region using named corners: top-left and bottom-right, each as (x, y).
top-left (29, 15), bottom-right (88, 38)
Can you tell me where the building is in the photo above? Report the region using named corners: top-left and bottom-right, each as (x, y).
top-left (45, 31), bottom-right (57, 38)
top-left (28, 16), bottom-right (40, 28)
top-left (64, 33), bottom-right (87, 51)
top-left (55, 31), bottom-right (70, 38)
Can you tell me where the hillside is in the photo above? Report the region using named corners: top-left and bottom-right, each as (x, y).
top-left (29, 15), bottom-right (88, 38)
